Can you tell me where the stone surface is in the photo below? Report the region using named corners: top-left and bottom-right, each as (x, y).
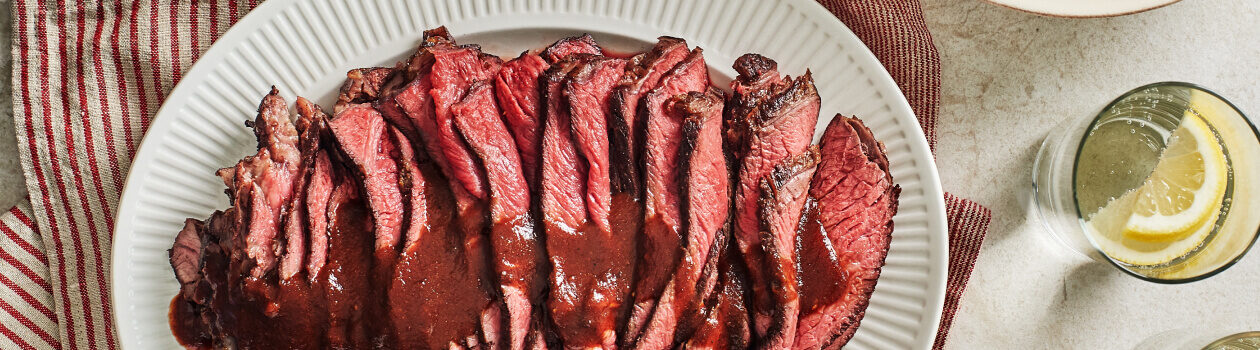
top-left (0, 0), bottom-right (26, 210)
top-left (0, 0), bottom-right (1256, 347)
top-left (924, 0), bottom-right (1260, 348)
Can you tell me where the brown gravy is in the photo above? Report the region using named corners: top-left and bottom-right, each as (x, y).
top-left (547, 193), bottom-right (639, 348)
top-left (389, 164), bottom-right (494, 349)
top-left (796, 204), bottom-right (846, 314)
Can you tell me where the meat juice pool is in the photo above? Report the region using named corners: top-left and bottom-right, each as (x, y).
top-left (1072, 86), bottom-right (1235, 271)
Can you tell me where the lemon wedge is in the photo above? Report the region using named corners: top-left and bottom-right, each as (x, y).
top-left (1087, 189), bottom-right (1217, 266)
top-left (1083, 109), bottom-right (1229, 266)
top-left (1121, 113), bottom-right (1228, 241)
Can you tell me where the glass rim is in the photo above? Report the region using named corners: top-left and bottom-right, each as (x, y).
top-left (1071, 81), bottom-right (1260, 284)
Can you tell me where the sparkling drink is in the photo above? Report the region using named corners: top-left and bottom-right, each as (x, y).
top-left (1033, 82), bottom-right (1260, 282)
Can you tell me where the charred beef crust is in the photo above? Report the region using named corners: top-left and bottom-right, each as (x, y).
top-left (755, 72), bottom-right (819, 127)
top-left (725, 54), bottom-right (786, 162)
top-left (541, 34), bottom-right (603, 63)
top-left (732, 54), bottom-right (779, 86)
top-left (337, 67), bottom-right (394, 112)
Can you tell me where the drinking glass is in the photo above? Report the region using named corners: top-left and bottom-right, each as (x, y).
top-left (1032, 82), bottom-right (1260, 283)
top-left (1135, 329), bottom-right (1260, 350)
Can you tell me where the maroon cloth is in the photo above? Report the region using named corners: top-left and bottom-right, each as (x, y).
top-left (822, 1), bottom-right (993, 348)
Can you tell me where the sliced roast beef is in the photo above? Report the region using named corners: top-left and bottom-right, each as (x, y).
top-left (377, 27), bottom-right (452, 141)
top-left (791, 201), bottom-right (844, 350)
top-left (453, 81), bottom-right (546, 350)
top-left (252, 88), bottom-right (301, 281)
top-left (564, 56), bottom-right (628, 233)
top-left (170, 30), bottom-right (904, 349)
top-left (392, 127), bottom-right (428, 252)
top-left (297, 98), bottom-right (335, 281)
top-left (386, 27), bottom-right (485, 215)
top-left (684, 242), bottom-right (752, 350)
top-left (728, 61), bottom-right (820, 340)
top-left (429, 42), bottom-right (508, 348)
top-left (684, 216), bottom-right (731, 345)
top-left (541, 34), bottom-right (603, 63)
top-left (392, 43), bottom-right (453, 174)
top-left (305, 150), bottom-right (333, 280)
top-left (608, 37), bottom-right (690, 194)
top-left (539, 56), bottom-right (594, 337)
top-left (795, 116), bottom-right (898, 350)
top-left (542, 55), bottom-right (636, 349)
top-left (494, 52), bottom-right (550, 189)
top-left (539, 57), bottom-right (592, 228)
top-left (626, 48), bottom-right (710, 343)
top-left (756, 148), bottom-right (819, 350)
top-left (400, 63), bottom-right (501, 348)
top-left (169, 216), bottom-right (217, 348)
top-left (276, 97), bottom-right (329, 281)
top-left (199, 209), bottom-right (236, 342)
top-left (170, 219), bottom-right (204, 299)
top-left (389, 69), bottom-right (501, 348)
top-left (429, 43), bottom-right (500, 201)
top-left (631, 89), bottom-right (728, 349)
top-left (328, 104), bottom-right (405, 253)
top-left (213, 87), bottom-right (301, 284)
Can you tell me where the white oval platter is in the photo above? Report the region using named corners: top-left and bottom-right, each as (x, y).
top-left (111, 0), bottom-right (949, 348)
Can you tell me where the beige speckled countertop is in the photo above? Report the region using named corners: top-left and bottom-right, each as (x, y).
top-left (1, 0), bottom-right (1256, 348)
top-left (924, 0), bottom-right (1260, 348)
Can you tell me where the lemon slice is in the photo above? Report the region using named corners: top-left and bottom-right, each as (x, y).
top-left (1122, 113), bottom-right (1228, 241)
top-left (1087, 190), bottom-right (1216, 266)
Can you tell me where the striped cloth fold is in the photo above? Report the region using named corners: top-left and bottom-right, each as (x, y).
top-left (1, 201), bottom-right (60, 350)
top-left (5, 0), bottom-right (991, 349)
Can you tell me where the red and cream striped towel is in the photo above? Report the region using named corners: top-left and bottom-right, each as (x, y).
top-left (2, 1), bottom-right (990, 349)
